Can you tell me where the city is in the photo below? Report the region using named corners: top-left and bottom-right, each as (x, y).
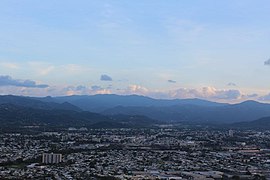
top-left (1, 0), bottom-right (270, 179)
top-left (0, 127), bottom-right (269, 179)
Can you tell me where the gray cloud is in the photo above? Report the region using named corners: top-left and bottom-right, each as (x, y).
top-left (264, 58), bottom-right (270, 65)
top-left (0, 75), bottom-right (49, 88)
top-left (107, 84), bottom-right (113, 89)
top-left (227, 82), bottom-right (236, 86)
top-left (168, 80), bottom-right (176, 83)
top-left (91, 85), bottom-right (103, 91)
top-left (63, 86), bottom-right (75, 91)
top-left (213, 89), bottom-right (241, 100)
top-left (100, 74), bottom-right (112, 81)
top-left (258, 93), bottom-right (270, 101)
top-left (246, 93), bottom-right (258, 98)
top-left (76, 85), bottom-right (87, 91)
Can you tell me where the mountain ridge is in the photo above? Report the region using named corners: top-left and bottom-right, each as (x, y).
top-left (0, 103), bottom-right (158, 128)
top-left (0, 95), bottom-right (82, 111)
top-left (232, 116), bottom-right (270, 129)
top-left (37, 94), bottom-right (228, 112)
top-left (0, 94), bottom-right (270, 125)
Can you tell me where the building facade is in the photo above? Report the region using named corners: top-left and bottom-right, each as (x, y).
top-left (42, 153), bottom-right (62, 164)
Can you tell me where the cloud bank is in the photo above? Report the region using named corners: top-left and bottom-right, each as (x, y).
top-left (116, 85), bottom-right (254, 102)
top-left (0, 75), bottom-right (49, 88)
top-left (0, 77), bottom-right (268, 103)
top-left (168, 87), bottom-right (242, 100)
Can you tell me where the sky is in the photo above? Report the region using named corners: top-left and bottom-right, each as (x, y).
top-left (0, 0), bottom-right (270, 103)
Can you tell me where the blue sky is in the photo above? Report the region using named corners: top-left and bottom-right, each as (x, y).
top-left (0, 0), bottom-right (270, 102)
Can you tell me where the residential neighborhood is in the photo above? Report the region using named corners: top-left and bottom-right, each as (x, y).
top-left (0, 128), bottom-right (269, 179)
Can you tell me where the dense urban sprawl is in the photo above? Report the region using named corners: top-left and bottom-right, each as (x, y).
top-left (0, 128), bottom-right (270, 179)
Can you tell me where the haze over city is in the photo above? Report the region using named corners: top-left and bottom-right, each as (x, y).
top-left (0, 0), bottom-right (270, 103)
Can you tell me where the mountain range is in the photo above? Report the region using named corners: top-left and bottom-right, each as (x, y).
top-left (102, 100), bottom-right (270, 123)
top-left (0, 94), bottom-right (270, 129)
top-left (37, 94), bottom-right (226, 112)
top-left (36, 94), bottom-right (270, 123)
top-left (0, 103), bottom-right (157, 128)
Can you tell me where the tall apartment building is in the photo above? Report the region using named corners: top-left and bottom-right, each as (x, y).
top-left (228, 129), bottom-right (234, 137)
top-left (42, 153), bottom-right (62, 164)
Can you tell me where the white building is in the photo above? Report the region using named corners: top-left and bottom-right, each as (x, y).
top-left (42, 153), bottom-right (62, 164)
top-left (228, 130), bottom-right (234, 137)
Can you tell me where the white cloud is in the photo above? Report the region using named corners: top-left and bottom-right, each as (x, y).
top-left (124, 85), bottom-right (149, 95)
top-left (117, 85), bottom-right (245, 102)
top-left (59, 85), bottom-right (112, 96)
top-left (61, 64), bottom-right (90, 73)
top-left (168, 87), bottom-right (242, 100)
top-left (0, 62), bottom-right (20, 69)
top-left (27, 62), bottom-right (93, 77)
top-left (28, 62), bottom-right (55, 76)
top-left (40, 66), bottom-right (55, 76)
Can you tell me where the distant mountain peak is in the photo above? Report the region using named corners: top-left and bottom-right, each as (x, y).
top-left (238, 100), bottom-right (268, 106)
top-left (241, 100), bottom-right (259, 104)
